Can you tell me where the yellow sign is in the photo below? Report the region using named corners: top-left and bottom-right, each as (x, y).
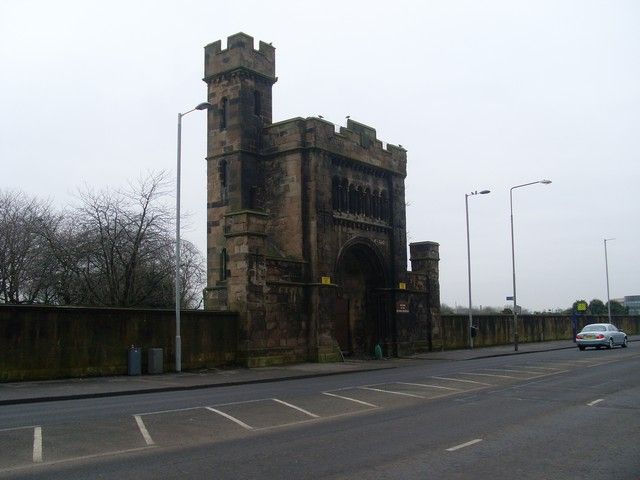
top-left (576, 301), bottom-right (588, 312)
top-left (321, 276), bottom-right (331, 285)
top-left (398, 282), bottom-right (406, 290)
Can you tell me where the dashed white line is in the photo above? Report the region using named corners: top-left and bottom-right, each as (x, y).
top-left (32, 427), bottom-right (42, 463)
top-left (446, 438), bottom-right (483, 451)
top-left (206, 407), bottom-right (254, 430)
top-left (359, 386), bottom-right (424, 398)
top-left (134, 415), bottom-right (155, 446)
top-left (322, 391), bottom-right (378, 408)
top-left (587, 399), bottom-right (604, 407)
top-left (431, 376), bottom-right (492, 386)
top-left (272, 398), bottom-right (319, 418)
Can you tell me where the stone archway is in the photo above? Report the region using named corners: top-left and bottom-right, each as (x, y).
top-left (334, 241), bottom-right (387, 356)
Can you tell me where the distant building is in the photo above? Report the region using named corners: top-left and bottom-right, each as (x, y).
top-left (624, 295), bottom-right (640, 315)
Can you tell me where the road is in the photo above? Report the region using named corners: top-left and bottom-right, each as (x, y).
top-left (1, 347), bottom-right (638, 479)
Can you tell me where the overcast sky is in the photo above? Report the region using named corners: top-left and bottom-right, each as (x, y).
top-left (1, 0), bottom-right (638, 311)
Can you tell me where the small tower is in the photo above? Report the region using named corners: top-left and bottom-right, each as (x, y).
top-left (203, 34), bottom-right (276, 360)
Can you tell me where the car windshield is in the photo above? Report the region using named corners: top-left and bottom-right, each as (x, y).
top-left (582, 325), bottom-right (606, 332)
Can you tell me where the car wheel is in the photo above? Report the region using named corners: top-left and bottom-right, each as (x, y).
top-left (608, 338), bottom-right (614, 349)
top-left (578, 345), bottom-right (585, 351)
top-left (622, 337), bottom-right (628, 348)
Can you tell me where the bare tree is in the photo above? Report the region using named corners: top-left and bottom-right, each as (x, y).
top-left (0, 190), bottom-right (54, 303)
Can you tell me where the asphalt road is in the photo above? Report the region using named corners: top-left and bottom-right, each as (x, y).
top-left (1, 347), bottom-right (638, 479)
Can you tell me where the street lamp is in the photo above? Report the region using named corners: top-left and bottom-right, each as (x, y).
top-left (604, 238), bottom-right (615, 324)
top-left (175, 101), bottom-right (212, 373)
top-left (510, 179), bottom-right (552, 351)
top-left (465, 189), bottom-right (490, 349)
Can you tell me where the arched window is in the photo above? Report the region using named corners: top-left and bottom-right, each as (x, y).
top-left (348, 184), bottom-right (357, 214)
top-left (380, 191), bottom-right (389, 221)
top-left (340, 179), bottom-right (348, 211)
top-left (372, 190), bottom-right (380, 219)
top-left (220, 98), bottom-right (228, 130)
top-left (219, 248), bottom-right (228, 281)
top-left (254, 90), bottom-right (261, 116)
top-left (355, 186), bottom-right (363, 215)
top-left (332, 177), bottom-right (340, 211)
top-left (218, 159), bottom-right (228, 202)
top-left (363, 188), bottom-right (371, 217)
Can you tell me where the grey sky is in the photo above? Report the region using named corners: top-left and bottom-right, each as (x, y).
top-left (1, 0), bottom-right (638, 311)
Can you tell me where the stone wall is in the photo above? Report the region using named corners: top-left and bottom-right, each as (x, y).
top-left (0, 305), bottom-right (238, 381)
top-left (441, 314), bottom-right (640, 350)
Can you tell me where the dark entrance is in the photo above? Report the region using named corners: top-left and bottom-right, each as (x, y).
top-left (335, 242), bottom-right (387, 356)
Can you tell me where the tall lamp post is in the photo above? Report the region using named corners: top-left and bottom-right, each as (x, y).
top-left (604, 238), bottom-right (615, 324)
top-left (510, 179), bottom-right (552, 351)
top-left (175, 101), bottom-right (212, 373)
top-left (465, 189), bottom-right (490, 349)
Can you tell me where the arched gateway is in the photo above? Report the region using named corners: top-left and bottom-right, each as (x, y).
top-left (335, 241), bottom-right (388, 356)
top-left (202, 33), bottom-right (441, 366)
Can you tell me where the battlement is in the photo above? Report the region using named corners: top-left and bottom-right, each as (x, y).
top-left (262, 117), bottom-right (406, 175)
top-left (204, 32), bottom-right (276, 81)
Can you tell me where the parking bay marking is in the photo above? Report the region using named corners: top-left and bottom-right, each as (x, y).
top-left (446, 438), bottom-right (483, 452)
top-left (32, 427), bottom-right (42, 463)
top-left (458, 372), bottom-right (520, 379)
top-left (587, 398), bottom-right (604, 407)
top-left (431, 376), bottom-right (493, 386)
top-left (271, 398), bottom-right (319, 418)
top-left (205, 407), bottom-right (254, 430)
top-left (322, 391), bottom-right (378, 408)
top-left (358, 386), bottom-right (425, 399)
top-left (397, 382), bottom-right (461, 391)
top-left (134, 415), bottom-right (155, 446)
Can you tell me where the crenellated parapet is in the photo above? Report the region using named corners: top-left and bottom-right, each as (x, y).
top-left (261, 117), bottom-right (406, 176)
top-left (204, 32), bottom-right (276, 82)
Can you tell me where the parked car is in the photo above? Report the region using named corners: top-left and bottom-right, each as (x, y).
top-left (576, 323), bottom-right (628, 351)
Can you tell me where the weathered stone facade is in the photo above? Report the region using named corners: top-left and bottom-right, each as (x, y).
top-left (203, 33), bottom-right (441, 366)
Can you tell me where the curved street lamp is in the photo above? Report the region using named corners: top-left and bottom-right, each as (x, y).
top-left (175, 102), bottom-right (212, 373)
top-left (510, 179), bottom-right (552, 351)
top-left (465, 189), bottom-right (490, 349)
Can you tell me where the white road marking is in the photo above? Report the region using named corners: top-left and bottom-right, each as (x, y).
top-left (205, 407), bottom-right (254, 430)
top-left (431, 376), bottom-right (492, 386)
top-left (134, 415), bottom-right (155, 446)
top-left (0, 425), bottom-right (38, 433)
top-left (459, 372), bottom-right (519, 379)
top-left (32, 427), bottom-right (42, 463)
top-left (587, 398), bottom-right (604, 407)
top-left (322, 391), bottom-right (378, 408)
top-left (481, 368), bottom-right (547, 376)
top-left (272, 398), bottom-right (319, 418)
top-left (446, 438), bottom-right (483, 451)
top-left (397, 382), bottom-right (460, 391)
top-left (359, 386), bottom-right (424, 398)
top-left (510, 365), bottom-right (566, 372)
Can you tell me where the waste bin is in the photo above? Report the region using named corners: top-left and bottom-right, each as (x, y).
top-left (148, 348), bottom-right (163, 374)
top-left (127, 346), bottom-right (141, 376)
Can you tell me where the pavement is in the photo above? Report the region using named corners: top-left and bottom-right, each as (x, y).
top-left (1, 337), bottom-right (637, 406)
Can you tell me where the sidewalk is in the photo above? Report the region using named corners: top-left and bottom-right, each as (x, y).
top-left (1, 337), bottom-right (636, 406)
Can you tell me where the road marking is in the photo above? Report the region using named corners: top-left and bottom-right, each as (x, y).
top-left (431, 376), bottom-right (492, 386)
top-left (359, 386), bottom-right (424, 398)
top-left (134, 415), bottom-right (155, 446)
top-left (446, 438), bottom-right (483, 451)
top-left (459, 372), bottom-right (519, 379)
top-left (272, 398), bottom-right (319, 418)
top-left (205, 407), bottom-right (254, 430)
top-left (322, 391), bottom-right (378, 408)
top-left (397, 382), bottom-right (460, 391)
top-left (32, 427), bottom-right (42, 463)
top-left (587, 398), bottom-right (604, 407)
top-left (510, 365), bottom-right (566, 372)
top-left (481, 368), bottom-right (547, 376)
top-left (0, 425), bottom-right (38, 433)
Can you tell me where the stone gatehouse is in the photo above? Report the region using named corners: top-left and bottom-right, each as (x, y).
top-left (203, 33), bottom-right (441, 366)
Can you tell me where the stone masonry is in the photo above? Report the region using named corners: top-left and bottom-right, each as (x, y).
top-left (203, 33), bottom-right (441, 366)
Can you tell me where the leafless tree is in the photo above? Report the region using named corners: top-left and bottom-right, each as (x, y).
top-left (0, 190), bottom-right (54, 303)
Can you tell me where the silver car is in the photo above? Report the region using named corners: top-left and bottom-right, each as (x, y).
top-left (576, 323), bottom-right (628, 350)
